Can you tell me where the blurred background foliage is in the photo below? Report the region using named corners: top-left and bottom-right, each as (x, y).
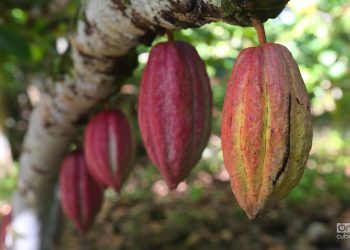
top-left (1, 0), bottom-right (350, 248)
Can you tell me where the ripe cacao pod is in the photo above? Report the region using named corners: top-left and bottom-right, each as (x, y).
top-left (59, 150), bottom-right (104, 234)
top-left (0, 212), bottom-right (11, 247)
top-left (84, 109), bottom-right (135, 192)
top-left (138, 41), bottom-right (212, 189)
top-left (221, 43), bottom-right (313, 219)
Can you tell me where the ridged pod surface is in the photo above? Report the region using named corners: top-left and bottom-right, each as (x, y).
top-left (138, 41), bottom-right (212, 189)
top-left (59, 150), bottom-right (104, 234)
top-left (221, 43), bottom-right (313, 219)
top-left (84, 110), bottom-right (135, 192)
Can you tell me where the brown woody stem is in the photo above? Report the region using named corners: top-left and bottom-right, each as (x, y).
top-left (252, 19), bottom-right (267, 45)
top-left (166, 30), bottom-right (174, 41)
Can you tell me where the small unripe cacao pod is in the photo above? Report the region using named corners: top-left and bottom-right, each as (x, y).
top-left (138, 41), bottom-right (212, 189)
top-left (84, 109), bottom-right (135, 192)
top-left (221, 43), bottom-right (313, 219)
top-left (59, 150), bottom-right (104, 234)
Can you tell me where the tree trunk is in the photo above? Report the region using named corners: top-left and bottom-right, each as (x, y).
top-left (9, 1), bottom-right (288, 249)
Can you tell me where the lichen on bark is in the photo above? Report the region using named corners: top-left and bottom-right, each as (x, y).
top-left (218, 0), bottom-right (289, 26)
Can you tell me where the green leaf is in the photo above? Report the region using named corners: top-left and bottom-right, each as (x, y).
top-left (0, 26), bottom-right (30, 59)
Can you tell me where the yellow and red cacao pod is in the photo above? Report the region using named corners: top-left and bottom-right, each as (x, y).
top-left (138, 41), bottom-right (212, 189)
top-left (221, 43), bottom-right (313, 219)
top-left (84, 110), bottom-right (135, 192)
top-left (59, 150), bottom-right (104, 234)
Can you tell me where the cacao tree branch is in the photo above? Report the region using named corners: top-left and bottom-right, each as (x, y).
top-left (10, 0), bottom-right (289, 249)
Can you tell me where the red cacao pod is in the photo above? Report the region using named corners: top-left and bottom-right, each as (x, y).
top-left (221, 43), bottom-right (313, 219)
top-left (138, 41), bottom-right (212, 189)
top-left (0, 212), bottom-right (11, 247)
top-left (84, 109), bottom-right (135, 192)
top-left (59, 150), bottom-right (104, 234)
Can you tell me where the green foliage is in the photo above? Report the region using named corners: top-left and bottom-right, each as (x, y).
top-left (0, 26), bottom-right (30, 59)
top-left (0, 163), bottom-right (18, 205)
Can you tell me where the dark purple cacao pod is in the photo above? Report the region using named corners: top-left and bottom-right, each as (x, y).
top-left (84, 110), bottom-right (135, 192)
top-left (138, 41), bottom-right (212, 189)
top-left (59, 150), bottom-right (104, 234)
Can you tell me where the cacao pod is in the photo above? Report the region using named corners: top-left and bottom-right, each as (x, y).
top-left (221, 43), bottom-right (313, 219)
top-left (59, 150), bottom-right (104, 234)
top-left (84, 109), bottom-right (135, 192)
top-left (138, 41), bottom-right (212, 189)
top-left (0, 212), bottom-right (11, 247)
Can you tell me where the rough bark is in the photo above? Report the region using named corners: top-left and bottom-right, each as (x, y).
top-left (9, 0), bottom-right (288, 249)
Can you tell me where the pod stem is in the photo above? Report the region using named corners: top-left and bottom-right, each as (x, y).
top-left (252, 19), bottom-right (267, 45)
top-left (166, 30), bottom-right (174, 41)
